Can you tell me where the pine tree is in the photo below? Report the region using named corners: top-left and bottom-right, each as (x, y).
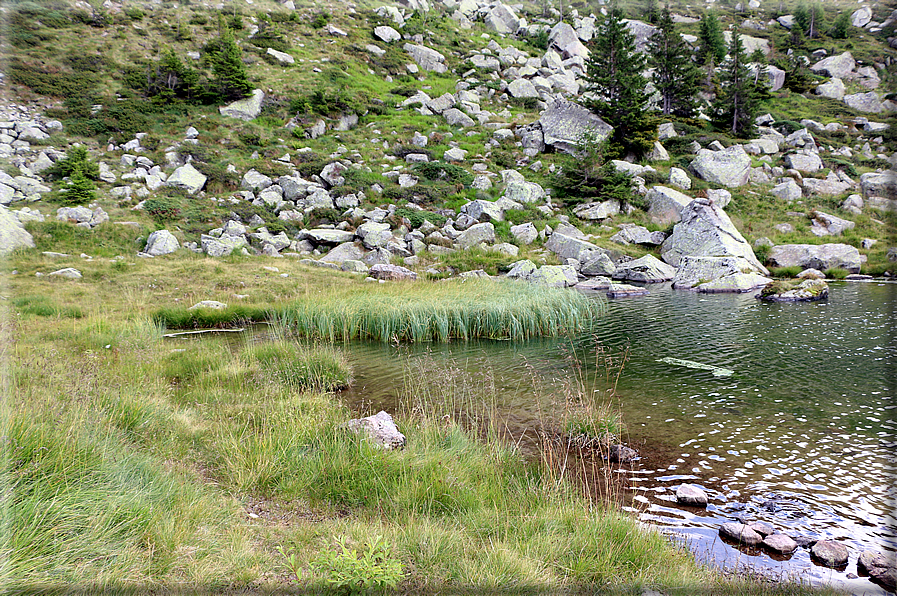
top-left (830, 11), bottom-right (851, 39)
top-left (697, 11), bottom-right (726, 66)
top-left (60, 165), bottom-right (97, 206)
top-left (712, 33), bottom-right (760, 138)
top-left (646, 0), bottom-right (660, 24)
top-left (582, 5), bottom-right (654, 157)
top-left (795, 2), bottom-right (824, 39)
top-left (206, 25), bottom-right (252, 102)
top-left (648, 7), bottom-right (701, 117)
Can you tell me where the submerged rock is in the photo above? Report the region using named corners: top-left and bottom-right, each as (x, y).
top-left (607, 283), bottom-right (649, 298)
top-left (346, 411), bottom-right (406, 450)
top-left (858, 550), bottom-right (897, 590)
top-left (762, 533), bottom-right (798, 555)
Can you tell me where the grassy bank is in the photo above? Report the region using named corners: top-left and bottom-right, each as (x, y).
top-left (1, 258), bottom-right (836, 594)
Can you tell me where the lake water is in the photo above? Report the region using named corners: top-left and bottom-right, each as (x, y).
top-left (327, 281), bottom-right (896, 594)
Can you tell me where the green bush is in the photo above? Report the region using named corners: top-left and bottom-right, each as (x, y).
top-left (8, 60), bottom-right (97, 97)
top-left (769, 265), bottom-right (802, 278)
top-left (311, 536), bottom-right (404, 593)
top-left (142, 196), bottom-right (184, 222)
top-left (411, 161), bottom-right (473, 187)
top-left (393, 208), bottom-right (447, 229)
top-left (824, 267), bottom-right (849, 279)
top-left (45, 146), bottom-right (99, 181)
top-left (311, 11), bottom-right (329, 29)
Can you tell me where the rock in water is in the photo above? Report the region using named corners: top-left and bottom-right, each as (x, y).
top-left (811, 540), bottom-right (849, 568)
top-left (660, 198), bottom-right (768, 274)
top-left (757, 278), bottom-right (829, 302)
top-left (608, 444), bottom-right (638, 463)
top-left (857, 550), bottom-right (897, 590)
top-left (0, 205), bottom-right (35, 255)
top-left (767, 244), bottom-right (862, 273)
top-left (612, 254), bottom-right (677, 283)
top-left (346, 411), bottom-right (406, 449)
top-left (719, 522), bottom-right (763, 546)
top-left (676, 484), bottom-right (709, 506)
top-left (762, 533), bottom-right (798, 555)
top-left (672, 255), bottom-right (771, 293)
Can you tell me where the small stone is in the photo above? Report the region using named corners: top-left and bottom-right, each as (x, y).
top-left (48, 267), bottom-right (82, 279)
top-left (810, 540), bottom-right (849, 568)
top-left (762, 533), bottom-right (798, 555)
top-left (719, 522), bottom-right (763, 546)
top-left (676, 484), bottom-right (708, 506)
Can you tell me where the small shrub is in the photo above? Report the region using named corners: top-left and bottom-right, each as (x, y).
top-left (311, 11), bottom-right (329, 29)
top-left (753, 242), bottom-right (771, 264)
top-left (311, 536), bottom-right (404, 592)
top-left (45, 146), bottom-right (99, 181)
top-left (393, 207), bottom-right (446, 229)
top-left (142, 196), bottom-right (184, 222)
top-left (508, 96), bottom-right (540, 110)
top-left (768, 265), bottom-right (802, 278)
top-left (411, 161), bottom-right (473, 187)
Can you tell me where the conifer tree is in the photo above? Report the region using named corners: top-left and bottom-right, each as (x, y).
top-left (582, 4), bottom-right (654, 157)
top-left (60, 165), bottom-right (97, 206)
top-left (697, 11), bottom-right (726, 65)
top-left (830, 11), bottom-right (851, 39)
top-left (648, 7), bottom-right (701, 117)
top-left (712, 33), bottom-right (760, 138)
top-left (206, 24), bottom-right (252, 102)
top-left (794, 2), bottom-right (824, 39)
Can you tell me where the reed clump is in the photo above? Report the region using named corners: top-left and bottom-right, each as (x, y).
top-left (274, 278), bottom-right (604, 343)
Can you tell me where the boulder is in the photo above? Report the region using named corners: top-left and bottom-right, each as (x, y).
top-left (706, 188), bottom-right (732, 209)
top-left (647, 141), bottom-right (669, 162)
top-left (549, 22), bottom-right (589, 59)
top-left (219, 89), bottom-right (265, 121)
top-left (320, 162), bottom-right (348, 187)
top-left (461, 197), bottom-right (521, 221)
top-left (661, 198), bottom-right (768, 274)
top-left (528, 264), bottom-right (578, 287)
top-left (456, 222), bottom-right (496, 249)
top-left (612, 254), bottom-right (677, 283)
top-left (510, 222), bottom-right (538, 245)
top-left (508, 79), bottom-right (539, 99)
top-left (356, 221), bottom-right (394, 249)
top-left (506, 259), bottom-right (537, 280)
top-left (810, 540), bottom-right (849, 568)
top-left (844, 92), bottom-right (885, 114)
top-left (771, 179), bottom-right (803, 201)
top-left (759, 278), bottom-right (828, 302)
top-left (443, 108), bottom-right (476, 127)
top-left (144, 229), bottom-right (179, 256)
top-left (669, 167), bottom-right (691, 189)
top-left (484, 3), bottom-right (523, 34)
top-left (646, 185), bottom-right (693, 226)
top-left (242, 169), bottom-right (273, 191)
top-left (374, 25), bottom-right (401, 43)
top-left (783, 152), bottom-right (823, 173)
top-left (580, 253), bottom-right (616, 276)
top-left (545, 231), bottom-right (605, 262)
top-left (676, 484), bottom-right (708, 506)
top-left (306, 229), bottom-right (355, 244)
top-left (49, 267), bottom-right (82, 279)
top-left (719, 523), bottom-right (763, 546)
top-left (810, 210), bottom-right (854, 236)
top-left (370, 263), bottom-right (417, 281)
top-left (266, 48), bottom-right (294, 64)
top-left (672, 255), bottom-right (771, 293)
top-left (573, 200), bottom-right (620, 221)
top-left (690, 146), bottom-right (752, 188)
top-left (188, 300), bottom-right (227, 310)
top-left (816, 78), bottom-right (846, 100)
top-left (607, 283), bottom-right (649, 298)
top-left (320, 242), bottom-right (366, 265)
top-left (201, 234), bottom-right (248, 257)
top-left (850, 6), bottom-right (872, 28)
top-left (165, 163), bottom-right (207, 194)
top-left (811, 52), bottom-right (855, 78)
top-left (609, 225), bottom-right (666, 246)
top-left (858, 551), bottom-right (897, 591)
top-left (0, 205), bottom-right (35, 255)
top-left (623, 19), bottom-right (657, 52)
top-left (504, 180), bottom-right (545, 204)
top-left (860, 171), bottom-right (897, 199)
top-left (762, 534), bottom-right (798, 555)
top-left (767, 244), bottom-right (862, 272)
top-left (538, 98), bottom-right (613, 155)
top-left (346, 411), bottom-right (406, 449)
top-left (403, 43), bottom-right (446, 73)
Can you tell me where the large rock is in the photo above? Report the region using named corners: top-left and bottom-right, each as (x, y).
top-left (860, 171), bottom-right (897, 199)
top-left (503, 180), bottom-right (545, 204)
top-left (661, 198), bottom-right (768, 274)
top-left (646, 185), bottom-right (693, 226)
top-left (320, 242), bottom-right (365, 265)
top-left (507, 79), bottom-right (539, 99)
top-left (370, 263), bottom-right (417, 281)
top-left (719, 523), bottom-right (763, 546)
top-left (242, 169), bottom-right (272, 191)
top-left (844, 92), bottom-right (884, 113)
top-left (0, 205), bottom-right (35, 255)
top-left (456, 222), bottom-right (496, 249)
top-left (858, 551), bottom-right (897, 591)
top-left (549, 22), bottom-right (589, 59)
top-left (545, 231), bottom-right (605, 262)
top-left (266, 48), bottom-right (294, 65)
top-left (810, 540), bottom-right (849, 568)
top-left (346, 411), bottom-right (406, 449)
top-left (144, 229), bottom-right (179, 256)
top-left (580, 253), bottom-right (616, 276)
top-left (676, 484), bottom-right (708, 506)
top-left (783, 152), bottom-right (823, 173)
top-left (672, 255), bottom-right (771, 293)
top-left (510, 222), bottom-right (538, 244)
top-left (609, 225), bottom-right (666, 246)
top-left (403, 43), bottom-right (446, 73)
top-left (758, 278), bottom-right (829, 302)
top-left (218, 89), bottom-right (265, 121)
top-left (772, 179), bottom-right (803, 201)
top-left (816, 77), bottom-right (846, 100)
top-left (538, 98), bottom-right (613, 155)
top-left (307, 229), bottom-right (355, 244)
top-left (811, 52), bottom-right (855, 78)
top-left (767, 243), bottom-right (862, 272)
top-left (612, 254), bottom-right (677, 283)
top-left (165, 163), bottom-right (206, 194)
top-left (484, 3), bottom-right (523, 34)
top-left (763, 534), bottom-right (798, 555)
top-left (443, 108), bottom-right (476, 127)
top-left (690, 146), bottom-right (752, 188)
top-left (461, 197), bottom-right (521, 221)
top-left (810, 210), bottom-right (854, 236)
top-left (850, 7), bottom-right (872, 28)
top-left (528, 264), bottom-right (578, 287)
top-left (624, 19), bottom-right (657, 52)
top-left (374, 25), bottom-right (400, 43)
top-left (573, 200), bottom-right (620, 221)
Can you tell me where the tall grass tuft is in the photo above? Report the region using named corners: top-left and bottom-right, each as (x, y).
top-left (274, 279), bottom-right (604, 343)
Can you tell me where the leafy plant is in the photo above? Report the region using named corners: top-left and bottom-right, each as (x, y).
top-left (277, 545), bottom-right (304, 584)
top-left (311, 535), bottom-right (403, 593)
top-left (45, 146), bottom-right (99, 181)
